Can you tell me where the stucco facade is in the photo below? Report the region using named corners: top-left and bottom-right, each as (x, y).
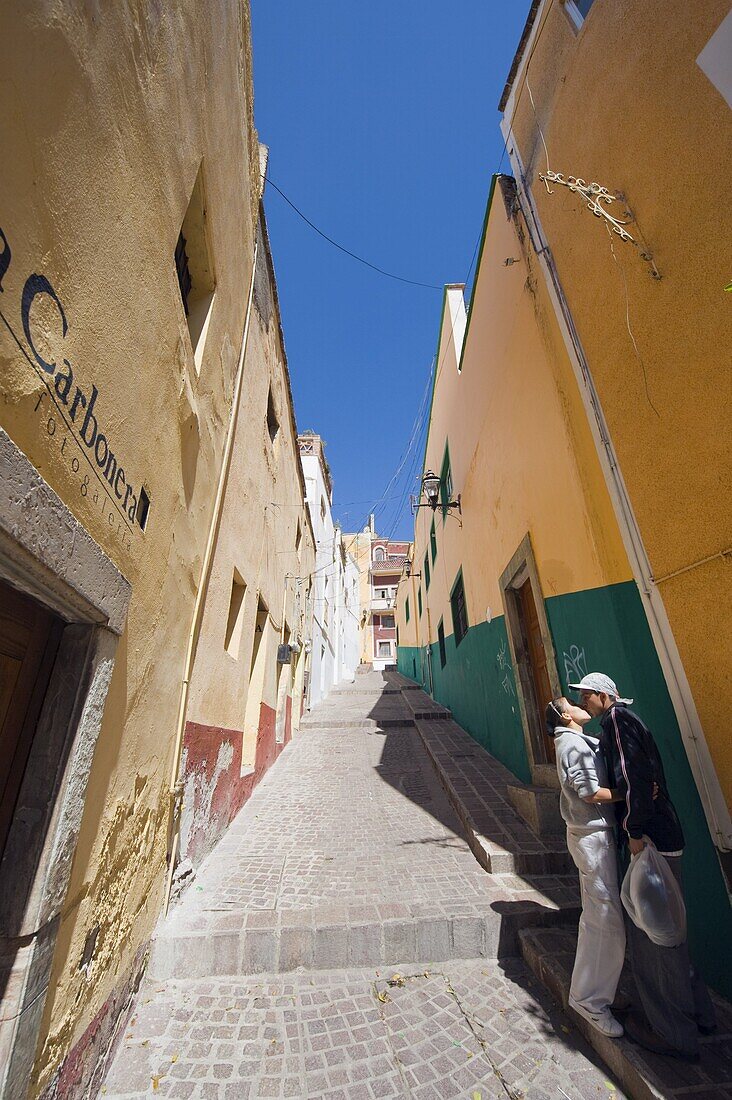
top-left (0, 3), bottom-right (313, 1097)
top-left (298, 433), bottom-right (359, 708)
top-left (396, 166), bottom-right (732, 997)
top-left (499, 0), bottom-right (732, 834)
top-left (178, 207), bottom-right (316, 872)
top-left (344, 520), bottom-right (409, 671)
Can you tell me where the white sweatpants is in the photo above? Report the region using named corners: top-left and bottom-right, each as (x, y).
top-left (566, 827), bottom-right (626, 1014)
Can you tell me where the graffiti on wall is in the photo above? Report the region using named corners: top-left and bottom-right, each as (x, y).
top-left (497, 638), bottom-right (516, 697)
top-left (563, 644), bottom-right (588, 687)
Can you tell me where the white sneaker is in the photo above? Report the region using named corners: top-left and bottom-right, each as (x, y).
top-left (568, 996), bottom-right (624, 1037)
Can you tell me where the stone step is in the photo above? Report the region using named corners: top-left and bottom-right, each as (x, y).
top-left (298, 717), bottom-right (414, 730)
top-left (519, 925), bottom-right (732, 1100)
top-left (506, 782), bottom-right (564, 836)
top-left (414, 716), bottom-right (574, 876)
top-left (148, 894), bottom-right (580, 982)
top-left (400, 686), bottom-right (452, 721)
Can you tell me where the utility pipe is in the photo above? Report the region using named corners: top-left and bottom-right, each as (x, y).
top-left (163, 242), bottom-right (259, 915)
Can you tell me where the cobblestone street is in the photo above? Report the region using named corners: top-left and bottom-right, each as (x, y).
top-left (100, 673), bottom-right (624, 1098)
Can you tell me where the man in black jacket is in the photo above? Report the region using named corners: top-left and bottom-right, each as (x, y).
top-left (569, 673), bottom-right (715, 1060)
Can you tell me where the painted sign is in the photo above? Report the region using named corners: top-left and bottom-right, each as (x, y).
top-left (0, 227), bottom-right (147, 550)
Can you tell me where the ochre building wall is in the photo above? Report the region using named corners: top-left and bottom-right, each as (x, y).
top-left (0, 1), bottom-right (287, 1094)
top-left (503, 0), bottom-right (732, 807)
top-left (396, 173), bottom-right (732, 997)
top-left (182, 211), bottom-right (315, 868)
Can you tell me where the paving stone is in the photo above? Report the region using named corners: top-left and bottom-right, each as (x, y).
top-left (102, 672), bottom-right (609, 1098)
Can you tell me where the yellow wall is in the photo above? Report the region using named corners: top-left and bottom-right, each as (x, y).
top-left (187, 213), bottom-right (315, 752)
top-left (503, 0), bottom-right (732, 804)
top-left (343, 529), bottom-right (374, 665)
top-left (0, 1), bottom-right (311, 1091)
top-left (397, 179), bottom-right (630, 658)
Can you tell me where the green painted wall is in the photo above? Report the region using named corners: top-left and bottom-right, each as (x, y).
top-left (396, 617), bottom-right (531, 783)
top-left (398, 579), bottom-right (732, 998)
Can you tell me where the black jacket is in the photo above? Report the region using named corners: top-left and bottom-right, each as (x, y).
top-left (600, 703), bottom-right (684, 852)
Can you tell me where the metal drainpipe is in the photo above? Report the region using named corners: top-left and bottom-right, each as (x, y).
top-left (163, 242), bottom-right (259, 916)
top-left (501, 125), bottom-right (732, 852)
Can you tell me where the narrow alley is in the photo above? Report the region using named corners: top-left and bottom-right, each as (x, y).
top-left (100, 673), bottom-right (623, 1099)
top-left (2, 5), bottom-right (731, 1099)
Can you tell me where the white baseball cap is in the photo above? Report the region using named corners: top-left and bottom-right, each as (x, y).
top-left (568, 672), bottom-right (633, 705)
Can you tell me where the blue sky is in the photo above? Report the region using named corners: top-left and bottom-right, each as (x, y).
top-left (251, 3), bottom-right (529, 539)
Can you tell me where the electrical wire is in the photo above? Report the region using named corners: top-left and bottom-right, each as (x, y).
top-left (262, 174), bottom-right (443, 291)
top-left (604, 223), bottom-right (660, 417)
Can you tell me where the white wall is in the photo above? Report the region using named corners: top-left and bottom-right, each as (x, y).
top-left (301, 447), bottom-right (359, 707)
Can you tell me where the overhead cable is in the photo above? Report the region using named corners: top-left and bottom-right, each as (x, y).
top-left (261, 174), bottom-right (443, 291)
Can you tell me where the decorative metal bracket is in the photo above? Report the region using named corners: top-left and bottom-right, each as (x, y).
top-left (539, 170), bottom-right (634, 242)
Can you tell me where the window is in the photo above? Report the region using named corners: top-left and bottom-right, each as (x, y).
top-left (373, 615), bottom-right (380, 627)
top-left (430, 519), bottom-right (437, 564)
top-left (295, 520), bottom-right (302, 556)
top-left (440, 444), bottom-right (453, 522)
top-left (405, 598), bottom-right (410, 623)
top-left (176, 162), bottom-right (216, 372)
top-left (267, 386), bottom-right (280, 445)
top-left (320, 497), bottom-right (326, 522)
top-left (438, 618), bottom-right (446, 668)
top-left (450, 570), bottom-right (468, 646)
top-left (417, 586), bottom-right (423, 617)
top-left (175, 233), bottom-right (192, 313)
top-left (249, 596), bottom-right (268, 679)
top-left (564, 0), bottom-right (596, 30)
top-left (374, 546), bottom-right (386, 561)
top-left (424, 551), bottom-right (431, 590)
top-left (136, 486), bottom-right (151, 531)
top-left (224, 570), bottom-right (247, 657)
top-left (377, 641), bottom-right (392, 658)
top-left (382, 615), bottom-right (395, 628)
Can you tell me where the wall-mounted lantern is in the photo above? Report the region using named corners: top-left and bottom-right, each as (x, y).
top-left (411, 470), bottom-right (461, 516)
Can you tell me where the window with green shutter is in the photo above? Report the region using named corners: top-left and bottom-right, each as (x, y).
top-left (430, 519), bottom-right (437, 564)
top-left (424, 550), bottom-right (431, 589)
top-left (440, 444), bottom-right (453, 522)
top-left (438, 618), bottom-right (447, 668)
top-left (450, 569), bottom-right (468, 646)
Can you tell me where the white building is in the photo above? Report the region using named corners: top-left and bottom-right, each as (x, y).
top-left (298, 433), bottom-right (360, 707)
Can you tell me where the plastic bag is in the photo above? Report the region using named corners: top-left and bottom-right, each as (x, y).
top-left (621, 840), bottom-right (687, 947)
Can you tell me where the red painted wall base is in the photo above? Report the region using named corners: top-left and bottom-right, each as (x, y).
top-left (181, 697), bottom-right (292, 867)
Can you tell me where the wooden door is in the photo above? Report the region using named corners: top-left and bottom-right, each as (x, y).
top-left (0, 579), bottom-right (62, 861)
top-left (518, 579), bottom-right (555, 762)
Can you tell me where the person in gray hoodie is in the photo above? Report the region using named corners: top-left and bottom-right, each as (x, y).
top-left (546, 696), bottom-right (626, 1038)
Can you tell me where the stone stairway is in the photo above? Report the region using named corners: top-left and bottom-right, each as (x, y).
top-left (147, 671), bottom-right (579, 984)
top-left (519, 925), bottom-right (732, 1100)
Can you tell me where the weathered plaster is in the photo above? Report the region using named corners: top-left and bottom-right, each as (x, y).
top-left (0, 431), bottom-right (130, 634)
top-left (0, 1), bottom-right (263, 1095)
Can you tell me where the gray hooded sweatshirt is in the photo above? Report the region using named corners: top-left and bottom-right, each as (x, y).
top-left (553, 727), bottom-right (615, 831)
